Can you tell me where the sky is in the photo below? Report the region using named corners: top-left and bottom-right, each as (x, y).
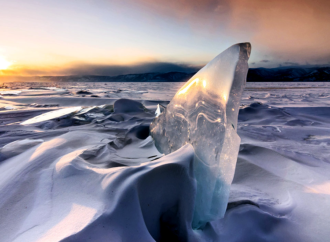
top-left (0, 0), bottom-right (329, 76)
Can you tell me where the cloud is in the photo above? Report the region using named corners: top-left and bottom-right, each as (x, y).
top-left (125, 0), bottom-right (232, 29)
top-left (1, 62), bottom-right (202, 76)
top-left (283, 62), bottom-right (300, 66)
top-left (116, 0), bottom-right (330, 64)
top-left (3, 0), bottom-right (330, 76)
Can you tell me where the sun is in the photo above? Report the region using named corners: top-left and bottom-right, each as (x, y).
top-left (0, 56), bottom-right (12, 70)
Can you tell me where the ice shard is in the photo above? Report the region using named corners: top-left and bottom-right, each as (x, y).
top-left (21, 106), bottom-right (82, 125)
top-left (150, 43), bottom-right (251, 228)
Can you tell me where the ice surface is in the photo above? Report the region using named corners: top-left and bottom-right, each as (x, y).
top-left (150, 43), bottom-right (251, 228)
top-left (0, 90), bottom-right (21, 95)
top-left (21, 106), bottom-right (82, 125)
top-left (1, 82), bottom-right (330, 241)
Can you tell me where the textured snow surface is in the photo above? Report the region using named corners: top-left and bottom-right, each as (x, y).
top-left (0, 80), bottom-right (329, 241)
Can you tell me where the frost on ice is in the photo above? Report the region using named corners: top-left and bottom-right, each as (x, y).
top-left (150, 43), bottom-right (251, 228)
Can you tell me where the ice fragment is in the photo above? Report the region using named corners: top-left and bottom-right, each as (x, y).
top-left (150, 43), bottom-right (251, 228)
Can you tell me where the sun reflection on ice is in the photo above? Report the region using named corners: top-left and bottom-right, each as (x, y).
top-left (178, 78), bottom-right (199, 95)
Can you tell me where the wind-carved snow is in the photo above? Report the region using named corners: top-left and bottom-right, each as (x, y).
top-left (150, 43), bottom-right (251, 228)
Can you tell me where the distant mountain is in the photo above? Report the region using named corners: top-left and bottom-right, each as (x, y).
top-left (247, 66), bottom-right (330, 82)
top-left (6, 66), bottom-right (330, 82)
top-left (38, 72), bottom-right (195, 82)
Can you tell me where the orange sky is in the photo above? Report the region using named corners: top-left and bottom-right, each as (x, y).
top-left (0, 0), bottom-right (329, 76)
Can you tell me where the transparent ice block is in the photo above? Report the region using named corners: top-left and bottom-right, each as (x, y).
top-left (150, 43), bottom-right (251, 228)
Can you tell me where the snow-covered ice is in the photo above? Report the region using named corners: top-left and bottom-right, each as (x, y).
top-left (0, 74), bottom-right (329, 240)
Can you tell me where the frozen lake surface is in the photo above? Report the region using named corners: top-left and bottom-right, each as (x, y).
top-left (0, 81), bottom-right (329, 241)
top-left (1, 81), bottom-right (330, 105)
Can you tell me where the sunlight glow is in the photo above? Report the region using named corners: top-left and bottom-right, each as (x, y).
top-left (203, 80), bottom-right (206, 88)
top-left (306, 182), bottom-right (330, 195)
top-left (178, 78), bottom-right (199, 95)
top-left (0, 56), bottom-right (12, 70)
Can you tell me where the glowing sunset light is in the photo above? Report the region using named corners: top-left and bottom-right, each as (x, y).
top-left (178, 78), bottom-right (199, 95)
top-left (0, 0), bottom-right (329, 76)
top-left (0, 56), bottom-right (12, 70)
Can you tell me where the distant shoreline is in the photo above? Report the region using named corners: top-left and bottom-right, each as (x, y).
top-left (1, 66), bottom-right (329, 82)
